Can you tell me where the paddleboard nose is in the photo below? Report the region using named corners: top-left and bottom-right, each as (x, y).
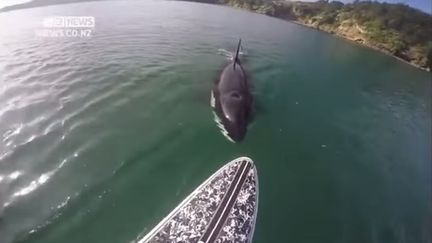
top-left (139, 157), bottom-right (258, 243)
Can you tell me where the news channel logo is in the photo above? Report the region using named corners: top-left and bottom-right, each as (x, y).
top-left (35, 16), bottom-right (95, 38)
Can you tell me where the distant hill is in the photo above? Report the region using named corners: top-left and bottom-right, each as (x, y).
top-left (193, 0), bottom-right (432, 71)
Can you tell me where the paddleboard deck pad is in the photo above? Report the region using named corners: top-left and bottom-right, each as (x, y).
top-left (139, 157), bottom-right (258, 243)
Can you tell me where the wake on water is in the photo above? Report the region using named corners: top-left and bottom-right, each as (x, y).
top-left (217, 48), bottom-right (247, 61)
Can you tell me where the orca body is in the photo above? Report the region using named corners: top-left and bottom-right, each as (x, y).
top-left (211, 39), bottom-right (253, 142)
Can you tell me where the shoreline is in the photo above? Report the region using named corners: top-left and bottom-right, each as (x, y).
top-left (220, 3), bottom-right (431, 73)
top-left (290, 21), bottom-right (430, 72)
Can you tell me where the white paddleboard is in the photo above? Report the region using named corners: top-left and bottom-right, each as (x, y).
top-left (138, 157), bottom-right (259, 243)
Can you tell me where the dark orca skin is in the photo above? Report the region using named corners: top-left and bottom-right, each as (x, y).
top-left (211, 39), bottom-right (253, 142)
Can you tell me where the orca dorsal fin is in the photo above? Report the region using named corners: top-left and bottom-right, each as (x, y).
top-left (233, 38), bottom-right (241, 69)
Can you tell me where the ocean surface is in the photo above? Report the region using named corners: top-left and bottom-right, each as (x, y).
top-left (0, 1), bottom-right (431, 242)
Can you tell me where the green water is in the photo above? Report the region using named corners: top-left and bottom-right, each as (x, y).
top-left (0, 1), bottom-right (431, 243)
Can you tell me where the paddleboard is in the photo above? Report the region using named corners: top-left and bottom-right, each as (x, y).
top-left (138, 157), bottom-right (259, 243)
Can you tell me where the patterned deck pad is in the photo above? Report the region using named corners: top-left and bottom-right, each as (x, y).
top-left (140, 157), bottom-right (258, 243)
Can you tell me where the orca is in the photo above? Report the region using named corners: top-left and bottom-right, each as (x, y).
top-left (211, 39), bottom-right (253, 142)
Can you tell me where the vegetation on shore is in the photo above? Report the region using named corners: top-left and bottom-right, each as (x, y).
top-left (190, 0), bottom-right (432, 71)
